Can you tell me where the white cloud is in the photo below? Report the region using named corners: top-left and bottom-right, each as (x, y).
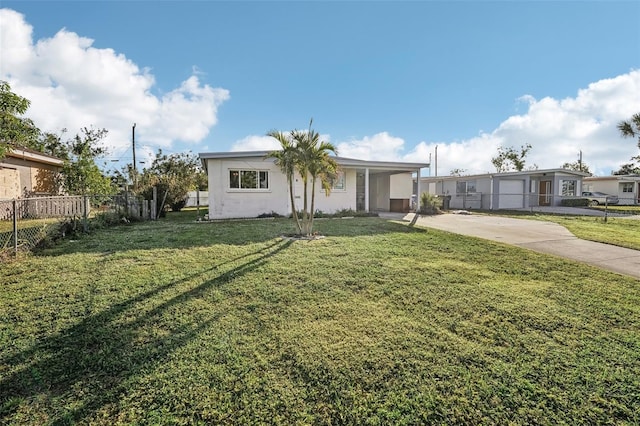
top-left (231, 132), bottom-right (333, 152)
top-left (490, 70), bottom-right (640, 175)
top-left (231, 135), bottom-right (282, 151)
top-left (335, 70), bottom-right (640, 176)
top-left (336, 132), bottom-right (405, 161)
top-left (0, 8), bottom-right (229, 166)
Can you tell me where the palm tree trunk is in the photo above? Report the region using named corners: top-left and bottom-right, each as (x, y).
top-left (288, 175), bottom-right (302, 234)
top-left (309, 175), bottom-right (317, 235)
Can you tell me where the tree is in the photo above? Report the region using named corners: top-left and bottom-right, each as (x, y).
top-left (61, 127), bottom-right (114, 195)
top-left (139, 150), bottom-right (204, 213)
top-left (616, 113), bottom-right (640, 175)
top-left (266, 131), bottom-right (303, 234)
top-left (491, 143), bottom-right (532, 173)
top-left (450, 168), bottom-right (467, 176)
top-left (267, 120), bottom-right (338, 236)
top-left (0, 80), bottom-right (40, 158)
top-left (617, 113), bottom-right (640, 149)
top-left (613, 162), bottom-right (640, 176)
top-left (561, 161), bottom-right (592, 175)
top-left (31, 129), bottom-right (70, 160)
top-left (297, 125), bottom-right (338, 235)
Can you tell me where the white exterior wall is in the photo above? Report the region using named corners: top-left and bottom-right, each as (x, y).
top-left (207, 158), bottom-right (289, 219)
top-left (313, 169), bottom-right (357, 213)
top-left (390, 173), bottom-right (412, 198)
top-left (585, 178), bottom-right (639, 205)
top-left (584, 180), bottom-right (617, 194)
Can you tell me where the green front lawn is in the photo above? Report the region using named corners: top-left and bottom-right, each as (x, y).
top-left (1, 214), bottom-right (639, 424)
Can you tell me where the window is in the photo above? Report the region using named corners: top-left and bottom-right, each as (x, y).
top-left (331, 171), bottom-right (345, 191)
top-left (229, 170), bottom-right (269, 190)
top-left (622, 183), bottom-right (634, 193)
top-left (456, 180), bottom-right (476, 194)
top-left (561, 180), bottom-right (577, 196)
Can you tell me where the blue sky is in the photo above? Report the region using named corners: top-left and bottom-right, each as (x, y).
top-left (1, 1), bottom-right (639, 175)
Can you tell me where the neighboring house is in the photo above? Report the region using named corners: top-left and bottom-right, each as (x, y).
top-left (0, 146), bottom-right (64, 199)
top-left (583, 175), bottom-right (640, 205)
top-left (417, 169), bottom-right (590, 210)
top-left (199, 151), bottom-right (429, 219)
top-left (185, 190), bottom-right (209, 207)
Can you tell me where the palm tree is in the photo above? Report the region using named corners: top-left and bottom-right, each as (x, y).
top-left (301, 130), bottom-right (338, 235)
top-left (266, 130), bottom-right (303, 234)
top-left (617, 113), bottom-right (640, 174)
top-left (267, 120), bottom-right (338, 236)
top-left (617, 113), bottom-right (640, 149)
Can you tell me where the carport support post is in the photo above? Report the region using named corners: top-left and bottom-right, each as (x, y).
top-left (365, 168), bottom-right (370, 212)
top-left (416, 168), bottom-right (421, 212)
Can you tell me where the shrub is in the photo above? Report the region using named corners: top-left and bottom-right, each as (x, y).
top-left (257, 211), bottom-right (284, 218)
top-left (560, 198), bottom-right (590, 207)
top-left (170, 198), bottom-right (187, 212)
top-left (419, 192), bottom-right (441, 215)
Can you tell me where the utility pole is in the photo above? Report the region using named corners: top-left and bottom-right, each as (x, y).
top-left (434, 145), bottom-right (438, 177)
top-left (578, 150), bottom-right (583, 172)
top-left (132, 123), bottom-right (137, 189)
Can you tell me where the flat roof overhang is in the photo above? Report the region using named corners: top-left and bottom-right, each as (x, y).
top-left (199, 150), bottom-right (429, 174)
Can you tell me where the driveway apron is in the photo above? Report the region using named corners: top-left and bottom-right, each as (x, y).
top-left (404, 213), bottom-right (640, 280)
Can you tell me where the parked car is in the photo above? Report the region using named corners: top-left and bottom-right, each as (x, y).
top-left (581, 191), bottom-right (619, 206)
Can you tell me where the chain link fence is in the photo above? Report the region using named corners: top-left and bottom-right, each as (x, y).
top-left (439, 192), bottom-right (639, 215)
top-left (0, 194), bottom-right (155, 258)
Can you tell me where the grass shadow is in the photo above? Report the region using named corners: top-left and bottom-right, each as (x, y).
top-left (0, 238), bottom-right (292, 424)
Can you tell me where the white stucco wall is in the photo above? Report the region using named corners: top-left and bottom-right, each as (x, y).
top-left (207, 159), bottom-right (360, 218)
top-left (206, 157), bottom-right (289, 219)
top-left (313, 169), bottom-right (357, 213)
top-left (390, 173), bottom-right (412, 198)
top-left (585, 180), bottom-right (617, 194)
top-left (584, 178), bottom-right (639, 205)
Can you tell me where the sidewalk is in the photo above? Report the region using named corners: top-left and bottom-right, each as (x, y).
top-left (402, 213), bottom-right (640, 280)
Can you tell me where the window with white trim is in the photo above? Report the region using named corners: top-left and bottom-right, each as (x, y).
top-left (456, 180), bottom-right (476, 194)
top-left (229, 170), bottom-right (269, 190)
top-left (561, 180), bottom-right (577, 196)
top-left (331, 171), bottom-right (345, 191)
top-left (622, 183), bottom-right (634, 193)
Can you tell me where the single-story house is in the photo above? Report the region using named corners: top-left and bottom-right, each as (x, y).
top-left (0, 146), bottom-right (64, 199)
top-left (199, 151), bottom-right (429, 219)
top-left (583, 175), bottom-right (640, 205)
top-left (416, 168), bottom-right (590, 210)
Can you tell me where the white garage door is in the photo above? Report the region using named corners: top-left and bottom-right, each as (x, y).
top-left (498, 180), bottom-right (524, 209)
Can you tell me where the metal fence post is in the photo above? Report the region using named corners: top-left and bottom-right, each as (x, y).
top-left (12, 199), bottom-right (18, 256)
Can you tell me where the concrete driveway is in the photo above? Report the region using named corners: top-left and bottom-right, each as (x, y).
top-left (402, 213), bottom-right (640, 280)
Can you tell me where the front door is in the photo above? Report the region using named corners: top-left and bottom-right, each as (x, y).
top-left (539, 180), bottom-right (552, 206)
